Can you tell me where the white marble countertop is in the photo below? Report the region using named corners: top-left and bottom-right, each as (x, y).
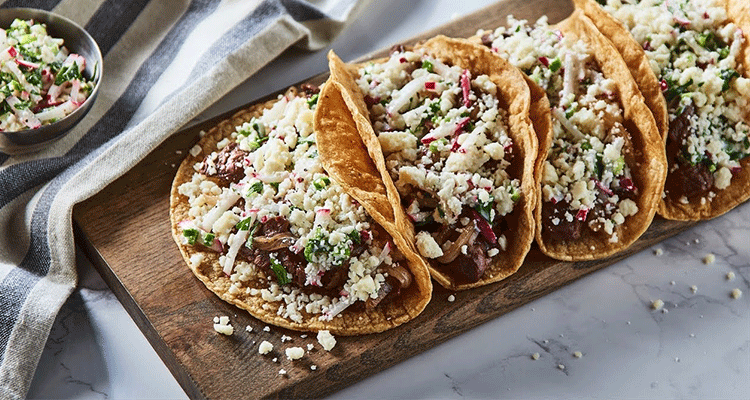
top-left (27, 1), bottom-right (750, 398)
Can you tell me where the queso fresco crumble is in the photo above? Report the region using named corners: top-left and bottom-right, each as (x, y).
top-left (177, 86), bottom-right (413, 323)
top-left (478, 16), bottom-right (639, 243)
top-left (602, 0), bottom-right (750, 201)
top-left (356, 46), bottom-right (520, 283)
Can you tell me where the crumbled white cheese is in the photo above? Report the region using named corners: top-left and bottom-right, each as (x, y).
top-left (654, 248), bottom-right (663, 256)
top-left (213, 316), bottom-right (233, 335)
top-left (558, 364), bottom-right (565, 370)
top-left (285, 347), bottom-right (305, 360)
top-left (573, 351), bottom-right (583, 358)
top-left (189, 144), bottom-right (202, 157)
top-left (317, 330), bottom-right (337, 351)
top-left (263, 326), bottom-right (271, 332)
top-left (652, 299), bottom-right (665, 310)
top-left (690, 285), bottom-right (698, 294)
top-left (415, 231), bottom-right (443, 258)
top-left (731, 288), bottom-right (742, 299)
top-left (447, 295), bottom-right (456, 302)
top-left (281, 335), bottom-right (292, 343)
top-left (246, 326), bottom-right (253, 332)
top-left (726, 271), bottom-right (736, 280)
top-left (258, 340), bottom-right (273, 355)
top-left (531, 353), bottom-right (540, 360)
top-left (703, 254), bottom-right (715, 264)
top-left (278, 369), bottom-right (287, 375)
top-left (310, 365), bottom-right (318, 371)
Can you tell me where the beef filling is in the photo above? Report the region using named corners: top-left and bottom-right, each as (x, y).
top-left (200, 142), bottom-right (248, 185)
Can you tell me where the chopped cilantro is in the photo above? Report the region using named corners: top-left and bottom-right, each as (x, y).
top-left (236, 217), bottom-right (254, 231)
top-left (201, 232), bottom-right (215, 246)
top-left (720, 69), bottom-right (739, 91)
top-left (269, 257), bottom-right (291, 285)
top-left (565, 103), bottom-right (577, 119)
top-left (245, 221), bottom-right (259, 249)
top-left (429, 138), bottom-right (448, 153)
top-left (421, 60), bottom-right (434, 72)
top-left (313, 176), bottom-right (330, 190)
top-left (474, 197), bottom-right (494, 223)
top-left (581, 141), bottom-right (592, 151)
top-left (549, 57), bottom-right (562, 72)
top-left (613, 156), bottom-right (626, 175)
top-left (663, 77), bottom-right (693, 102)
top-left (183, 229), bottom-right (199, 245)
top-left (307, 93), bottom-right (319, 108)
top-left (248, 181), bottom-right (263, 194)
top-left (270, 182), bottom-right (281, 191)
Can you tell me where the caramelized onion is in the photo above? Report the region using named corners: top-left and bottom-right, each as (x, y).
top-left (252, 234), bottom-right (296, 251)
top-left (435, 224), bottom-right (476, 264)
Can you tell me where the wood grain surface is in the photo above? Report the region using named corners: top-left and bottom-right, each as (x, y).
top-left (73, 0), bottom-right (697, 398)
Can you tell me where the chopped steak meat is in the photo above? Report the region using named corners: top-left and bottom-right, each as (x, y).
top-left (199, 142), bottom-right (247, 185)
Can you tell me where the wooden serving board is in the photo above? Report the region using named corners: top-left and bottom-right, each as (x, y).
top-left (73, 0), bottom-right (697, 398)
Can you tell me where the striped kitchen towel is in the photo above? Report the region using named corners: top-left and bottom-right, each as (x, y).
top-left (0, 0), bottom-right (368, 398)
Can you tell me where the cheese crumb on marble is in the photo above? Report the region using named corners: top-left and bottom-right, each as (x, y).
top-left (258, 340), bottom-right (273, 355)
top-left (654, 248), bottom-right (663, 256)
top-left (703, 254), bottom-right (715, 264)
top-left (730, 288), bottom-right (742, 299)
top-left (558, 364), bottom-right (565, 370)
top-left (213, 316), bottom-right (233, 335)
top-left (285, 347), bottom-right (305, 361)
top-left (317, 330), bottom-right (337, 351)
top-left (531, 353), bottom-right (540, 360)
top-left (670, 281), bottom-right (676, 286)
top-left (447, 294), bottom-right (456, 302)
top-left (651, 299), bottom-right (665, 310)
top-left (573, 351), bottom-right (583, 358)
top-left (690, 285), bottom-right (698, 294)
top-left (726, 271), bottom-right (736, 281)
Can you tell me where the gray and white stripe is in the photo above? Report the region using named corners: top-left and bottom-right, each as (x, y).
top-left (0, 0), bottom-right (367, 398)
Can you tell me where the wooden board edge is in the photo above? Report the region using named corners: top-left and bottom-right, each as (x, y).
top-left (73, 221), bottom-right (207, 400)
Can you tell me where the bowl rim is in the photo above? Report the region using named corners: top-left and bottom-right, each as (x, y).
top-left (0, 7), bottom-right (103, 140)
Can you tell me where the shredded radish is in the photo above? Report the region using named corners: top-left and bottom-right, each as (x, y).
top-left (552, 108), bottom-right (585, 141)
top-left (222, 225), bottom-right (251, 275)
top-left (386, 74), bottom-right (433, 116)
top-left (460, 69), bottom-right (472, 107)
top-left (575, 208), bottom-right (589, 221)
top-left (378, 242), bottom-right (391, 263)
top-left (594, 179), bottom-right (614, 196)
top-left (200, 190), bottom-right (241, 231)
top-left (321, 299), bottom-right (352, 321)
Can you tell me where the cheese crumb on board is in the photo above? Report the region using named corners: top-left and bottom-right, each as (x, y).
top-left (285, 347), bottom-right (305, 361)
top-left (726, 272), bottom-right (736, 281)
top-left (278, 369), bottom-right (287, 375)
top-left (263, 326), bottom-right (271, 332)
top-left (258, 341), bottom-right (273, 355)
top-left (311, 365), bottom-right (318, 371)
top-left (447, 295), bottom-right (456, 302)
top-left (573, 351), bottom-right (583, 358)
top-left (651, 299), bottom-right (664, 310)
top-left (531, 353), bottom-right (540, 360)
top-left (703, 254), bottom-right (715, 264)
top-left (317, 330), bottom-right (337, 351)
top-left (213, 316), bottom-right (233, 335)
top-left (731, 289), bottom-right (742, 299)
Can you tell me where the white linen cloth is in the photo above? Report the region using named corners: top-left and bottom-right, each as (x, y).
top-left (0, 0), bottom-right (367, 398)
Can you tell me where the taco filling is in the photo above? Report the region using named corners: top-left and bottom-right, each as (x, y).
top-left (354, 46), bottom-right (522, 284)
top-left (599, 0), bottom-right (750, 204)
top-left (175, 86), bottom-right (413, 323)
top-left (479, 16), bottom-right (640, 244)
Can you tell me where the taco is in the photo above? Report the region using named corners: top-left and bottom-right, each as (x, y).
top-left (574, 0), bottom-right (750, 220)
top-left (474, 10), bottom-right (666, 260)
top-left (320, 35), bottom-right (538, 290)
top-left (169, 85), bottom-right (432, 335)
